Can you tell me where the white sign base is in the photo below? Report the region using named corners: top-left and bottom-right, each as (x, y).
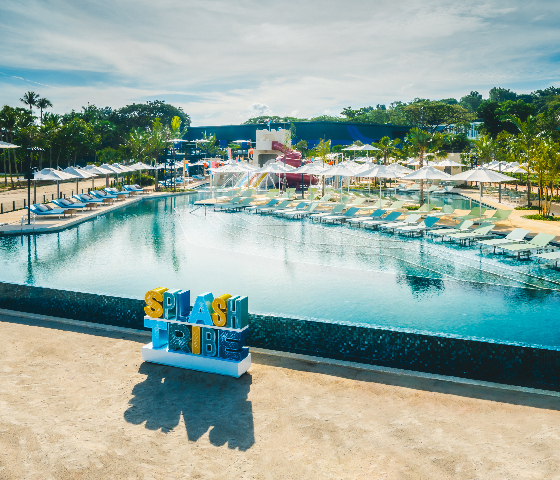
top-left (142, 343), bottom-right (251, 378)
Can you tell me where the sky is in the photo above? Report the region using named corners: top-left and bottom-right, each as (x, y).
top-left (1, 0), bottom-right (559, 126)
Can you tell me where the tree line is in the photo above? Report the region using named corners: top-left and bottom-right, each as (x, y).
top-left (0, 93), bottom-right (190, 188)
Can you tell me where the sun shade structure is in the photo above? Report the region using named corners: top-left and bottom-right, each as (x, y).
top-left (452, 167), bottom-right (512, 219)
top-left (64, 166), bottom-right (96, 194)
top-left (436, 159), bottom-right (463, 167)
top-left (401, 166), bottom-right (453, 206)
top-left (360, 164), bottom-right (401, 199)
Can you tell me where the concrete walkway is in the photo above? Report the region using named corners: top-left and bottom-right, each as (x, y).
top-left (1, 314), bottom-right (559, 479)
top-left (0, 182), bottom-right (206, 235)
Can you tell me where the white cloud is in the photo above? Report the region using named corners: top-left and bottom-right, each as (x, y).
top-left (0, 0), bottom-right (559, 125)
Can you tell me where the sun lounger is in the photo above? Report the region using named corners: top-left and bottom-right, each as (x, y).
top-left (384, 200), bottom-right (405, 211)
top-left (395, 216), bottom-right (440, 236)
top-left (430, 205), bottom-right (455, 217)
top-left (427, 220), bottom-right (474, 238)
top-left (347, 198), bottom-right (366, 207)
top-left (414, 203), bottom-right (436, 214)
top-left (91, 190), bottom-right (118, 200)
top-left (274, 201), bottom-right (307, 216)
top-left (246, 199), bottom-right (279, 212)
top-left (257, 199), bottom-right (291, 215)
top-left (284, 202), bottom-right (320, 219)
top-left (322, 207), bottom-right (361, 224)
top-left (496, 233), bottom-right (557, 258)
top-left (214, 197), bottom-right (242, 210)
top-left (105, 187), bottom-right (129, 198)
top-left (477, 228), bottom-right (530, 252)
top-left (534, 251), bottom-right (560, 267)
top-left (483, 209), bottom-right (512, 224)
top-left (75, 194), bottom-right (104, 205)
top-left (443, 224), bottom-right (495, 245)
top-left (124, 185), bottom-right (145, 193)
top-left (218, 197), bottom-right (254, 211)
top-left (28, 204), bottom-right (65, 218)
top-left (347, 209), bottom-right (386, 226)
top-left (361, 211), bottom-right (402, 228)
top-left (378, 214), bottom-right (421, 232)
top-left (309, 204), bottom-right (345, 221)
top-left (53, 198), bottom-right (87, 211)
top-left (454, 207), bottom-right (487, 221)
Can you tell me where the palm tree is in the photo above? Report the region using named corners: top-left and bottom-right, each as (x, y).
top-left (506, 115), bottom-right (542, 207)
top-left (373, 136), bottom-right (401, 165)
top-left (20, 91), bottom-right (40, 116)
top-left (314, 138), bottom-right (331, 197)
top-left (405, 128), bottom-right (431, 204)
top-left (36, 97), bottom-right (53, 125)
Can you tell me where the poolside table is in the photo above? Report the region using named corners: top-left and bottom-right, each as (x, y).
top-left (63, 209), bottom-right (78, 218)
top-left (84, 203), bottom-right (97, 210)
top-left (102, 198), bottom-right (114, 205)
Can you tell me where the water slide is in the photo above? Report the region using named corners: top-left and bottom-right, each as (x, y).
top-left (271, 141), bottom-right (317, 189)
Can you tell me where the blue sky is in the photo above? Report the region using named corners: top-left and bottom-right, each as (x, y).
top-left (1, 0), bottom-right (559, 126)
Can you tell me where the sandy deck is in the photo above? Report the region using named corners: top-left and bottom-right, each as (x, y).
top-left (1, 313), bottom-right (559, 479)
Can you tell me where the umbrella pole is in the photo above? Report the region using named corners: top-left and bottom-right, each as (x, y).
top-left (57, 181), bottom-right (59, 199)
top-left (479, 182), bottom-right (483, 220)
top-left (33, 180), bottom-right (36, 204)
top-left (92, 176), bottom-right (94, 192)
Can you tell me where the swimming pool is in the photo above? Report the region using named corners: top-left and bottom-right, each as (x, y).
top-left (1, 193), bottom-right (559, 348)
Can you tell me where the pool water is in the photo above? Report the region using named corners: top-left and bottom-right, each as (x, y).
top-left (1, 193), bottom-right (560, 348)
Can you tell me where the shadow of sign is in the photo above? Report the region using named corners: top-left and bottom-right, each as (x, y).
top-left (124, 362), bottom-right (255, 451)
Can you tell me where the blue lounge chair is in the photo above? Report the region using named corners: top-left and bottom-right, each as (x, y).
top-left (53, 198), bottom-right (87, 211)
top-left (91, 190), bottom-right (118, 200)
top-left (28, 204), bottom-right (65, 219)
top-left (347, 209), bottom-right (386, 226)
top-left (361, 211), bottom-right (402, 229)
top-left (322, 207), bottom-right (361, 224)
top-left (74, 193), bottom-right (104, 205)
top-left (395, 216), bottom-right (440, 236)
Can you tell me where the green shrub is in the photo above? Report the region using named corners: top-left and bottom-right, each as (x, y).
top-left (515, 206), bottom-right (537, 210)
top-left (523, 214), bottom-right (560, 221)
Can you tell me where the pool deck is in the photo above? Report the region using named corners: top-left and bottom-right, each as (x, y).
top-left (1, 312), bottom-right (559, 479)
top-left (0, 187), bottom-right (202, 236)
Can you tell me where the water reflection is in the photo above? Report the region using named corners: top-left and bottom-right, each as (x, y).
top-left (1, 193), bottom-right (560, 346)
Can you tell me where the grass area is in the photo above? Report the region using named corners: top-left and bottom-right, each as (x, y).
top-left (515, 206), bottom-right (537, 210)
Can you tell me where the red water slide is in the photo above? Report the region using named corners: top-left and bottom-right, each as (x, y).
top-left (271, 141), bottom-right (317, 189)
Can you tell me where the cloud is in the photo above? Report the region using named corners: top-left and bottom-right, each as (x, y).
top-left (0, 0), bottom-right (559, 125)
top-left (248, 103), bottom-right (272, 117)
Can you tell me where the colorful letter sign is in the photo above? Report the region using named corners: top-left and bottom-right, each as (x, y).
top-left (142, 288), bottom-right (250, 377)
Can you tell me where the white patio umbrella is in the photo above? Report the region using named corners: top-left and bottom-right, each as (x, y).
top-left (436, 159), bottom-right (463, 167)
top-left (34, 168), bottom-right (78, 200)
top-left (82, 165), bottom-right (114, 190)
top-left (387, 163), bottom-right (412, 176)
top-left (319, 163), bottom-right (359, 198)
top-left (360, 164), bottom-right (401, 199)
top-left (64, 166), bottom-right (96, 197)
top-left (400, 165), bottom-right (453, 206)
top-left (452, 167), bottom-right (511, 217)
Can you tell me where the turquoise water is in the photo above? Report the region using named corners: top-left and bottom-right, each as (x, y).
top-left (1, 193), bottom-right (560, 348)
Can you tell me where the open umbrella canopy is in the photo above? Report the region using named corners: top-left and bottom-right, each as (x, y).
top-left (320, 164), bottom-right (358, 177)
top-left (436, 159), bottom-right (463, 167)
top-left (63, 166), bottom-right (96, 178)
top-left (255, 162), bottom-right (295, 174)
top-left (33, 168), bottom-right (73, 181)
top-left (99, 164), bottom-right (121, 174)
top-left (401, 165), bottom-right (453, 181)
top-left (359, 145), bottom-right (380, 151)
top-left (130, 162), bottom-right (153, 170)
top-left (342, 145), bottom-right (363, 151)
top-left (387, 163), bottom-right (412, 176)
top-left (360, 164), bottom-right (400, 179)
top-left (452, 166), bottom-right (511, 183)
top-left (83, 165), bottom-right (114, 175)
top-left (0, 141), bottom-right (20, 149)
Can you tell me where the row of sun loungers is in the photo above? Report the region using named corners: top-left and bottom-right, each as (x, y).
top-left (212, 190), bottom-right (558, 264)
top-left (27, 185), bottom-right (147, 218)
